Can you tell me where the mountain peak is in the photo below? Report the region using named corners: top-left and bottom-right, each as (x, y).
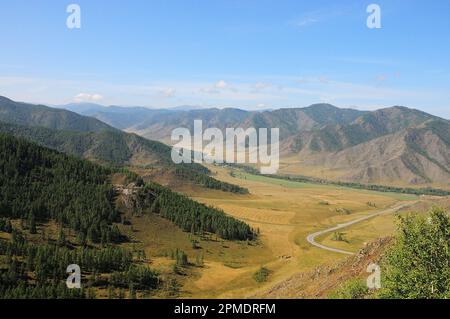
top-left (303, 103), bottom-right (339, 111)
top-left (370, 105), bottom-right (440, 121)
top-left (301, 103), bottom-right (366, 126)
top-left (0, 95), bottom-right (15, 103)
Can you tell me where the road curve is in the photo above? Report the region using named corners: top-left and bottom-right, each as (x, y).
top-left (306, 202), bottom-right (415, 255)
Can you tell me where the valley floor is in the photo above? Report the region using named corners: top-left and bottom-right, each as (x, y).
top-left (129, 165), bottom-right (441, 298)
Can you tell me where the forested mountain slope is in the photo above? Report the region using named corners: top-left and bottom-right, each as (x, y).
top-left (0, 96), bottom-right (112, 132)
top-left (0, 134), bottom-right (254, 298)
top-left (14, 96), bottom-right (450, 185)
top-left (0, 97), bottom-right (247, 193)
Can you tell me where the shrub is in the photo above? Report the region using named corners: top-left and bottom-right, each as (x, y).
top-left (253, 267), bottom-right (270, 283)
top-left (380, 208), bottom-right (450, 299)
top-left (329, 279), bottom-right (368, 299)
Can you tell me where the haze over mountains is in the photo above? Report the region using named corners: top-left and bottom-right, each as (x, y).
top-left (59, 100), bottom-right (450, 186)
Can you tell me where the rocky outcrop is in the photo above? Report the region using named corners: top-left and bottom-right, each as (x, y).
top-left (114, 183), bottom-right (155, 214)
top-left (255, 238), bottom-right (393, 299)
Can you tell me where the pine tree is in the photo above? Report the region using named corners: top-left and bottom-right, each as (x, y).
top-left (86, 288), bottom-right (96, 299)
top-left (57, 228), bottom-right (66, 247)
top-left (107, 286), bottom-right (116, 299)
top-left (29, 214), bottom-right (37, 234)
top-left (129, 283), bottom-right (136, 299)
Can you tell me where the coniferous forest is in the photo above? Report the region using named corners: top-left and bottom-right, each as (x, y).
top-left (0, 133), bottom-right (120, 244)
top-left (145, 183), bottom-right (255, 240)
top-left (0, 121), bottom-right (249, 194)
top-left (0, 133), bottom-right (255, 298)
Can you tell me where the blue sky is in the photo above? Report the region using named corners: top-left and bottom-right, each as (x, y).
top-left (0, 0), bottom-right (449, 118)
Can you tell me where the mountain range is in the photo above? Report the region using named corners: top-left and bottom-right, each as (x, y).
top-left (58, 100), bottom-right (450, 186)
top-left (0, 96), bottom-right (247, 193)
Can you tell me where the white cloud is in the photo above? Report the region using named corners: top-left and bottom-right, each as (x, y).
top-left (159, 87), bottom-right (176, 98)
top-left (289, 6), bottom-right (347, 30)
top-left (74, 93), bottom-right (103, 102)
top-left (294, 17), bottom-right (318, 28)
top-left (200, 80), bottom-right (231, 94)
top-left (214, 80), bottom-right (228, 89)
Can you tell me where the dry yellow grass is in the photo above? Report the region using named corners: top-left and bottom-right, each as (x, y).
top-left (171, 165), bottom-right (419, 298)
top-left (317, 196), bottom-right (450, 253)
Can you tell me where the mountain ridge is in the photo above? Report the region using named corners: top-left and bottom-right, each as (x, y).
top-left (0, 96), bottom-right (248, 193)
top-left (3, 96), bottom-right (449, 186)
top-left (0, 96), bottom-right (113, 132)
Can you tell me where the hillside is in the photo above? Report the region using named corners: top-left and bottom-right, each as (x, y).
top-left (64, 102), bottom-right (366, 141)
top-left (0, 120), bottom-right (181, 165)
top-left (0, 97), bottom-right (172, 166)
top-left (255, 238), bottom-right (393, 299)
top-left (61, 102), bottom-right (174, 130)
top-left (288, 106), bottom-right (439, 153)
top-left (0, 133), bottom-right (253, 240)
top-left (0, 96), bottom-right (112, 132)
top-left (0, 134), bottom-right (255, 298)
top-left (286, 117), bottom-right (450, 185)
top-left (63, 101), bottom-right (450, 186)
top-left (0, 133), bottom-right (120, 243)
top-left (0, 97), bottom-right (247, 193)
top-left (12, 97), bottom-right (450, 185)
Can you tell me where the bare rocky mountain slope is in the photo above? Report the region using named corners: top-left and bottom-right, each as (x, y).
top-left (60, 101), bottom-right (450, 186)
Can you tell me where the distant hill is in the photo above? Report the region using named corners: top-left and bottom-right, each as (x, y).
top-left (61, 102), bottom-right (367, 141)
top-left (60, 102), bottom-right (174, 130)
top-left (287, 106), bottom-right (440, 153)
top-left (59, 100), bottom-right (450, 186)
top-left (7, 96), bottom-right (449, 186)
top-left (0, 121), bottom-right (169, 165)
top-left (300, 119), bottom-right (450, 184)
top-left (0, 96), bottom-right (112, 132)
top-left (169, 105), bottom-right (206, 111)
top-left (0, 97), bottom-right (248, 193)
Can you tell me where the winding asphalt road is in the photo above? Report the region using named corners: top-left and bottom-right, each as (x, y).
top-left (306, 202), bottom-right (415, 255)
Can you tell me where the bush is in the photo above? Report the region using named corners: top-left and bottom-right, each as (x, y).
top-left (329, 279), bottom-right (368, 299)
top-left (253, 267), bottom-right (270, 283)
top-left (380, 208), bottom-right (450, 299)
top-left (110, 265), bottom-right (159, 290)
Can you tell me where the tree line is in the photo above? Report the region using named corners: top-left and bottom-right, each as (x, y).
top-left (221, 162), bottom-right (450, 196)
top-left (144, 183), bottom-right (255, 240)
top-left (174, 167), bottom-right (249, 194)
